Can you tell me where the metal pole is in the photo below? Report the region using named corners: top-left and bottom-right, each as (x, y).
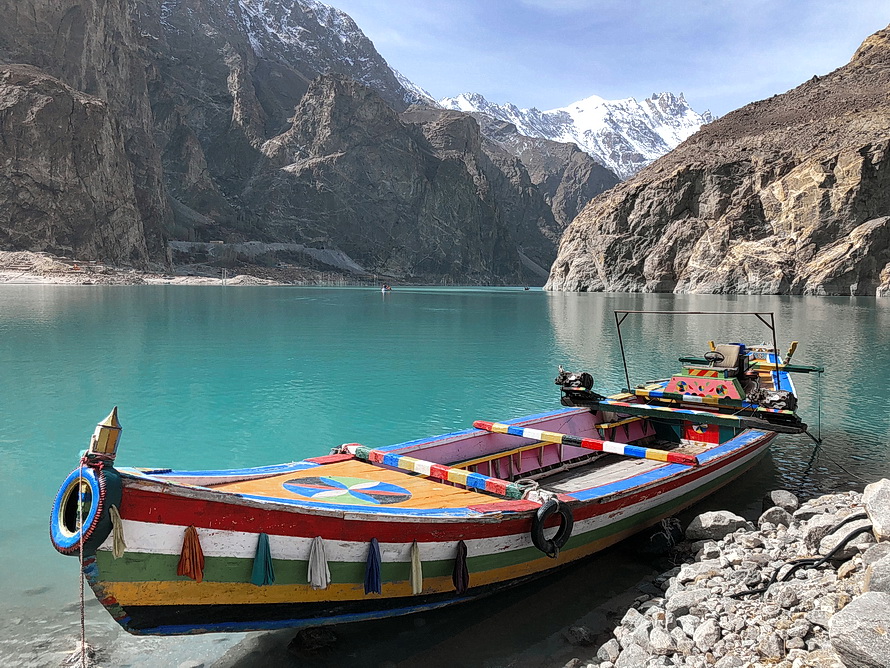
top-left (616, 311), bottom-right (631, 391)
top-left (769, 313), bottom-right (781, 390)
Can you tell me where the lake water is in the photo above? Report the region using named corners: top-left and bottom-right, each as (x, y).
top-left (2, 286), bottom-right (889, 666)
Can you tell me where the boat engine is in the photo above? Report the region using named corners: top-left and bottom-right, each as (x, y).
top-left (748, 388), bottom-right (798, 411)
top-left (555, 366), bottom-right (603, 407)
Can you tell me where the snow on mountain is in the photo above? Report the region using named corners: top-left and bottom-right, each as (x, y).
top-left (441, 92), bottom-right (713, 179)
top-left (237, 0), bottom-right (429, 109)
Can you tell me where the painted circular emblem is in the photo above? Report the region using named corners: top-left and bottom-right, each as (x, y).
top-left (715, 385), bottom-right (726, 395)
top-left (692, 424), bottom-right (709, 433)
top-left (676, 381), bottom-right (687, 392)
top-left (283, 476), bottom-right (412, 505)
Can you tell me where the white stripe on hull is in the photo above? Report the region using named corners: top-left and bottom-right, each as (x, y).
top-left (100, 439), bottom-right (768, 564)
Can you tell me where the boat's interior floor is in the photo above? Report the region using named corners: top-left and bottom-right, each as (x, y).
top-left (542, 439), bottom-right (709, 493)
top-left (204, 439), bottom-right (712, 508)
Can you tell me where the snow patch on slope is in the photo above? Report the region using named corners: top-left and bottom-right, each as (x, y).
top-left (441, 91), bottom-right (713, 179)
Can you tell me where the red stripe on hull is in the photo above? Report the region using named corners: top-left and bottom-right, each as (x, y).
top-left (118, 433), bottom-right (772, 542)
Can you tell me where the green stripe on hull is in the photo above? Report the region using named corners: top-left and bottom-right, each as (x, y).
top-left (95, 551), bottom-right (458, 585)
top-left (95, 453), bottom-right (762, 586)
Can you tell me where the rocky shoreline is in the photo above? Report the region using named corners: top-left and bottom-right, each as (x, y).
top-left (560, 480), bottom-right (890, 668)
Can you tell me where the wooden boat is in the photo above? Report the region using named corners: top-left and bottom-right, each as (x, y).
top-left (50, 311), bottom-right (822, 635)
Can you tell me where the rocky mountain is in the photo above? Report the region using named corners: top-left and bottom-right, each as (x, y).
top-left (546, 25), bottom-right (890, 296)
top-left (0, 0), bottom-right (616, 283)
top-left (441, 91), bottom-right (713, 179)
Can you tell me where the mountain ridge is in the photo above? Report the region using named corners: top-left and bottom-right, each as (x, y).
top-left (546, 24), bottom-right (890, 296)
top-left (441, 90), bottom-right (713, 179)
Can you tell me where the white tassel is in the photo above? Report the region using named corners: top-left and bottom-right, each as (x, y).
top-left (307, 536), bottom-right (330, 590)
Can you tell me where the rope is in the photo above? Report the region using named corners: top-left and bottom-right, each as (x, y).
top-left (78, 463), bottom-right (86, 668)
top-left (729, 512), bottom-right (871, 598)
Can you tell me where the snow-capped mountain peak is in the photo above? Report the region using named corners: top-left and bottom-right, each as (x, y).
top-left (441, 91), bottom-right (713, 179)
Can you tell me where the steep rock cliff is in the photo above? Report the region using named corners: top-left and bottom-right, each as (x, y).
top-left (0, 0), bottom-right (167, 263)
top-left (0, 65), bottom-right (149, 262)
top-left (547, 25), bottom-right (890, 296)
top-left (247, 75), bottom-right (553, 282)
top-left (475, 115), bottom-right (620, 229)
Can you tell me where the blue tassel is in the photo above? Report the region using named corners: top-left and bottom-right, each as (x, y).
top-left (364, 537), bottom-right (382, 594)
top-left (250, 533), bottom-right (275, 586)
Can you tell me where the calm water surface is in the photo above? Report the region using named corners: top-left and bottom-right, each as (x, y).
top-left (1, 286), bottom-right (889, 666)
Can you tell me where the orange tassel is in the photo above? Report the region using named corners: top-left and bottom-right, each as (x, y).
top-left (177, 525), bottom-right (205, 583)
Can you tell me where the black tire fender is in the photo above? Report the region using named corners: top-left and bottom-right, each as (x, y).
top-left (531, 498), bottom-right (574, 558)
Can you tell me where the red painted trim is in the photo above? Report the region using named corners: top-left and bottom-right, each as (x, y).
top-left (304, 454), bottom-right (354, 464)
top-left (118, 433), bottom-right (771, 542)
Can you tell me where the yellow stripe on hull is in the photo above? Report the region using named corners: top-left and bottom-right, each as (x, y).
top-left (101, 525), bottom-right (651, 607)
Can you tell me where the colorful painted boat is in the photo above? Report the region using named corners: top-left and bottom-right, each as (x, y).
top-left (50, 311), bottom-right (822, 635)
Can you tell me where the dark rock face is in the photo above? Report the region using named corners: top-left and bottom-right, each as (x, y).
top-left (247, 77), bottom-right (554, 282)
top-left (0, 0), bottom-right (571, 282)
top-left (474, 115), bottom-right (620, 230)
top-left (0, 0), bottom-right (168, 264)
top-left (0, 66), bottom-right (150, 263)
top-left (547, 25), bottom-right (890, 295)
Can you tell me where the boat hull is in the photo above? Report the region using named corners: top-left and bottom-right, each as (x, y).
top-left (83, 426), bottom-right (774, 635)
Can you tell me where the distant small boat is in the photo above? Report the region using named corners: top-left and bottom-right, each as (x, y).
top-left (50, 311), bottom-right (821, 635)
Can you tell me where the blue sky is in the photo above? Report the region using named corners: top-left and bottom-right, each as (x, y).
top-left (329, 0), bottom-right (890, 117)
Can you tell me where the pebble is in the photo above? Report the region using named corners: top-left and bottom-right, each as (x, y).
top-left (573, 485), bottom-right (886, 668)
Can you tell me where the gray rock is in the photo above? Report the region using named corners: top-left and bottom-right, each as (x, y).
top-left (686, 511), bottom-right (751, 541)
top-left (677, 559), bottom-right (722, 585)
top-left (818, 519), bottom-right (874, 558)
top-left (632, 619), bottom-right (654, 649)
top-left (693, 618), bottom-right (720, 651)
top-left (802, 514), bottom-right (845, 552)
top-left (677, 614), bottom-right (701, 637)
top-left (863, 479), bottom-right (890, 541)
top-left (764, 490), bottom-right (801, 514)
top-left (666, 589), bottom-right (710, 617)
top-left (758, 632), bottom-right (785, 660)
top-left (864, 554), bottom-right (890, 594)
top-left (564, 625), bottom-right (595, 646)
top-left (714, 656), bottom-right (744, 668)
top-left (649, 624), bottom-right (675, 656)
top-left (861, 542), bottom-right (890, 567)
top-left (620, 606), bottom-right (648, 630)
top-left (760, 506), bottom-right (793, 528)
top-left (615, 643), bottom-right (650, 668)
top-left (829, 591), bottom-right (890, 668)
top-left (597, 638), bottom-right (621, 663)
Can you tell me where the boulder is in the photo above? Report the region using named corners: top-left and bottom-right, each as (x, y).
top-left (863, 479), bottom-right (890, 541)
top-left (861, 542), bottom-right (890, 567)
top-left (819, 519), bottom-right (875, 559)
top-left (759, 506), bottom-right (793, 528)
top-left (615, 643), bottom-right (650, 668)
top-left (597, 638), bottom-right (621, 664)
top-left (829, 591), bottom-right (890, 668)
top-left (863, 554), bottom-right (890, 594)
top-left (686, 511), bottom-right (751, 541)
top-left (802, 514), bottom-right (844, 552)
top-left (763, 490), bottom-right (800, 514)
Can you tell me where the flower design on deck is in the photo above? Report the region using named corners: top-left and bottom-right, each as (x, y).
top-left (282, 476), bottom-right (412, 505)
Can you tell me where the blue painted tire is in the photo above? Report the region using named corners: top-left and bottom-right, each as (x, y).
top-left (50, 466), bottom-right (122, 556)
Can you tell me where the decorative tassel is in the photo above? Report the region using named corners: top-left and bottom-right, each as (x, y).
top-left (177, 525), bottom-right (205, 583)
top-left (250, 533), bottom-right (275, 586)
top-left (364, 538), bottom-right (382, 594)
top-left (307, 536), bottom-right (330, 590)
top-left (109, 505), bottom-right (126, 559)
top-left (452, 540), bottom-right (469, 594)
top-left (409, 540), bottom-right (423, 595)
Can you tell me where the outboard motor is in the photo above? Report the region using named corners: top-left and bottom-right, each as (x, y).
top-left (555, 366), bottom-right (602, 407)
top-left (554, 365), bottom-right (594, 390)
top-left (748, 388), bottom-right (798, 411)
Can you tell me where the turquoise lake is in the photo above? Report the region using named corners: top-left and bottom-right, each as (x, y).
top-left (2, 286), bottom-right (889, 666)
